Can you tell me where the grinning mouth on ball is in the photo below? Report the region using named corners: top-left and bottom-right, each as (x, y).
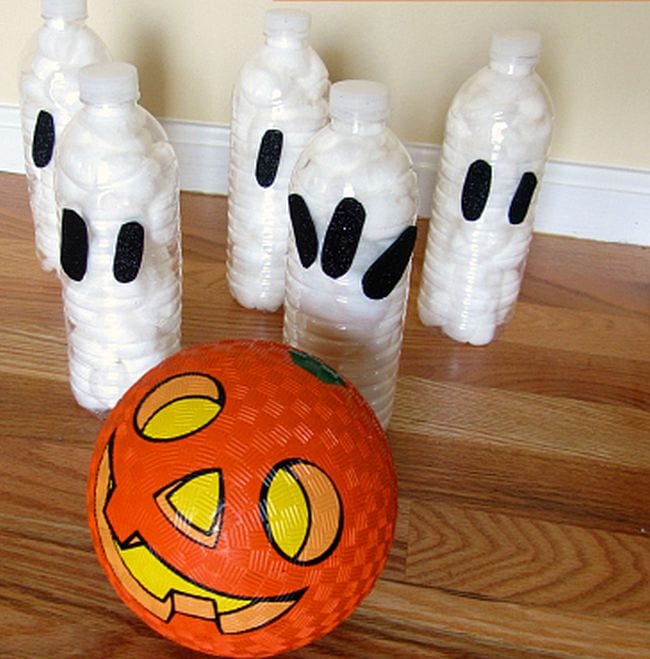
top-left (112, 535), bottom-right (305, 634)
top-left (93, 443), bottom-right (305, 635)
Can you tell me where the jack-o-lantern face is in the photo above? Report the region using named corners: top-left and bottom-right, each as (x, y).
top-left (88, 340), bottom-right (397, 657)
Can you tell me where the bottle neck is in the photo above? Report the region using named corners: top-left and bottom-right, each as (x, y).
top-left (83, 100), bottom-right (138, 117)
top-left (265, 34), bottom-right (307, 50)
top-left (44, 17), bottom-right (85, 30)
top-left (331, 117), bottom-right (386, 136)
top-left (489, 57), bottom-right (536, 77)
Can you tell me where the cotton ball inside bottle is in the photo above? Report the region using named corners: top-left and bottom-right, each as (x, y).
top-left (239, 63), bottom-right (285, 106)
top-left (362, 188), bottom-right (417, 242)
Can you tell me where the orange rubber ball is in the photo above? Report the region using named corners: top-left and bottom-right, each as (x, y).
top-left (87, 339), bottom-right (398, 657)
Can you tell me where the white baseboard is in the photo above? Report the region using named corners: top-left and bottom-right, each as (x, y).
top-left (0, 105), bottom-right (27, 174)
top-left (2, 104), bottom-right (648, 246)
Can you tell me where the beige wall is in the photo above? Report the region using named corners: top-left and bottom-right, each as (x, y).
top-left (2, 0), bottom-right (649, 170)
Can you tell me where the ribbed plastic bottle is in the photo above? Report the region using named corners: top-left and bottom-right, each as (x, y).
top-left (19, 0), bottom-right (110, 272)
top-left (55, 62), bottom-right (182, 415)
top-left (418, 30), bottom-right (553, 345)
top-left (227, 9), bottom-right (329, 312)
top-left (283, 80), bottom-right (418, 429)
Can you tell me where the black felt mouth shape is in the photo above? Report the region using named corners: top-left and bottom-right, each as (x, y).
top-left (362, 226), bottom-right (417, 300)
top-left (288, 193), bottom-right (417, 301)
top-left (322, 198), bottom-right (366, 279)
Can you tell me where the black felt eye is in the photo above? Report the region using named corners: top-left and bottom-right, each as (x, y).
top-left (32, 110), bottom-right (55, 169)
top-left (321, 198), bottom-right (365, 279)
top-left (113, 221), bottom-right (144, 283)
top-left (362, 226), bottom-right (417, 300)
top-left (255, 129), bottom-right (283, 188)
top-left (461, 159), bottom-right (492, 221)
top-left (509, 172), bottom-right (538, 225)
top-left (288, 193), bottom-right (318, 269)
top-left (60, 209), bottom-right (88, 282)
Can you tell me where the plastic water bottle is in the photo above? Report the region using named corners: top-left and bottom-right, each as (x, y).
top-left (227, 9), bottom-right (329, 312)
top-left (19, 0), bottom-right (110, 272)
top-left (418, 30), bottom-right (553, 345)
top-left (283, 80), bottom-right (418, 429)
top-left (55, 62), bottom-right (182, 415)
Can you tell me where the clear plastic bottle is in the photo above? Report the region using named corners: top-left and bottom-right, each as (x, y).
top-left (55, 62), bottom-right (182, 415)
top-left (418, 30), bottom-right (554, 345)
top-left (226, 9), bottom-right (329, 312)
top-left (283, 80), bottom-right (418, 429)
top-left (19, 0), bottom-right (110, 272)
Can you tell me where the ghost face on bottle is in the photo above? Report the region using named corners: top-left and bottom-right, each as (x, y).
top-left (58, 202), bottom-right (181, 412)
top-left (460, 158), bottom-right (537, 226)
top-left (288, 192), bottom-right (417, 319)
top-left (420, 154), bottom-right (545, 346)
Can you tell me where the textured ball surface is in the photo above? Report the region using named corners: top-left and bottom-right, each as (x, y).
top-left (87, 339), bottom-right (397, 657)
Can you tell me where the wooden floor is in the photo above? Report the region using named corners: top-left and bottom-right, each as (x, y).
top-left (0, 170), bottom-right (649, 657)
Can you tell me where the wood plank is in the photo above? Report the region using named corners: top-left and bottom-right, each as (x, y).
top-left (520, 234), bottom-right (650, 317)
top-left (361, 579), bottom-right (650, 658)
top-left (404, 500), bottom-right (650, 620)
top-left (401, 331), bottom-right (650, 411)
top-left (390, 378), bottom-right (650, 535)
top-left (391, 377), bottom-right (650, 466)
top-left (503, 302), bottom-right (650, 361)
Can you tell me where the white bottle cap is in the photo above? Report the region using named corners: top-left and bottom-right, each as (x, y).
top-left (264, 9), bottom-right (310, 40)
top-left (79, 62), bottom-right (140, 105)
top-left (329, 80), bottom-right (390, 124)
top-left (490, 30), bottom-right (542, 63)
top-left (41, 0), bottom-right (88, 20)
